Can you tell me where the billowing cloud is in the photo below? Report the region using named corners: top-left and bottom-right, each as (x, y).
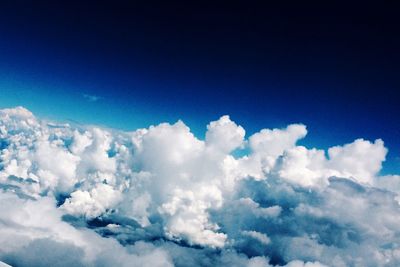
top-left (0, 106), bottom-right (399, 266)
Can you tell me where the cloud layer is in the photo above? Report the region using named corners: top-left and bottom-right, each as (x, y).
top-left (0, 106), bottom-right (399, 266)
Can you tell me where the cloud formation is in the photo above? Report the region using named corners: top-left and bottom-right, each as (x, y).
top-left (83, 94), bottom-right (102, 102)
top-left (0, 106), bottom-right (399, 266)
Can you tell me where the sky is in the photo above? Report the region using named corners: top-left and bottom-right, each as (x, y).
top-left (0, 2), bottom-right (399, 168)
top-left (1, 2), bottom-right (400, 266)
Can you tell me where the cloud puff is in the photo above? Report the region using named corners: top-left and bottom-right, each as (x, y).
top-left (61, 183), bottom-right (122, 219)
top-left (0, 106), bottom-right (399, 266)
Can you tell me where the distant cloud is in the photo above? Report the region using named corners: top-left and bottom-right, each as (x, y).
top-left (0, 107), bottom-right (399, 266)
top-left (83, 93), bottom-right (102, 102)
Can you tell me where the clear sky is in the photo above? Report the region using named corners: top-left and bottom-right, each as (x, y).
top-left (0, 1), bottom-right (399, 173)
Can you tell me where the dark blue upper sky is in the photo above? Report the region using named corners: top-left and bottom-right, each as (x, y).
top-left (0, 1), bottom-right (399, 173)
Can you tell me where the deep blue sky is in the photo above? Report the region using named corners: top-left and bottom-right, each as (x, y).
top-left (0, 1), bottom-right (399, 173)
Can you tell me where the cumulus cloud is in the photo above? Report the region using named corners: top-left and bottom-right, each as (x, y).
top-left (61, 183), bottom-right (122, 219)
top-left (0, 191), bottom-right (173, 267)
top-left (0, 106), bottom-right (399, 266)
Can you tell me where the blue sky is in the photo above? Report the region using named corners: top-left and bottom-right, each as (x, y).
top-left (0, 1), bottom-right (399, 174)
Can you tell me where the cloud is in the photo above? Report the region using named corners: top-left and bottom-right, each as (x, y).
top-left (0, 106), bottom-right (399, 266)
top-left (241, 230), bottom-right (271, 245)
top-left (83, 94), bottom-right (102, 102)
top-left (61, 183), bottom-right (122, 219)
top-left (0, 191), bottom-right (173, 267)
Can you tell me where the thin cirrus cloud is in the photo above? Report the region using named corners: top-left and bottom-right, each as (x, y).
top-left (83, 94), bottom-right (102, 102)
top-left (0, 106), bottom-right (399, 266)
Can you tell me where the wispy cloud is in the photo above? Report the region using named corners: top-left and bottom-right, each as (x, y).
top-left (83, 94), bottom-right (102, 102)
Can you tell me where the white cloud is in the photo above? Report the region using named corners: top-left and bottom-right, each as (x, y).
top-left (0, 191), bottom-right (173, 267)
top-left (241, 230), bottom-right (271, 245)
top-left (249, 124), bottom-right (307, 158)
top-left (327, 138), bottom-right (387, 184)
top-left (284, 260), bottom-right (328, 267)
top-left (0, 106), bottom-right (399, 266)
top-left (247, 256), bottom-right (272, 267)
top-left (61, 183), bottom-right (122, 219)
top-left (205, 115), bottom-right (245, 153)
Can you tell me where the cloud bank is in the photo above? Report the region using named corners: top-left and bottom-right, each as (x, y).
top-left (0, 106), bottom-right (399, 266)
